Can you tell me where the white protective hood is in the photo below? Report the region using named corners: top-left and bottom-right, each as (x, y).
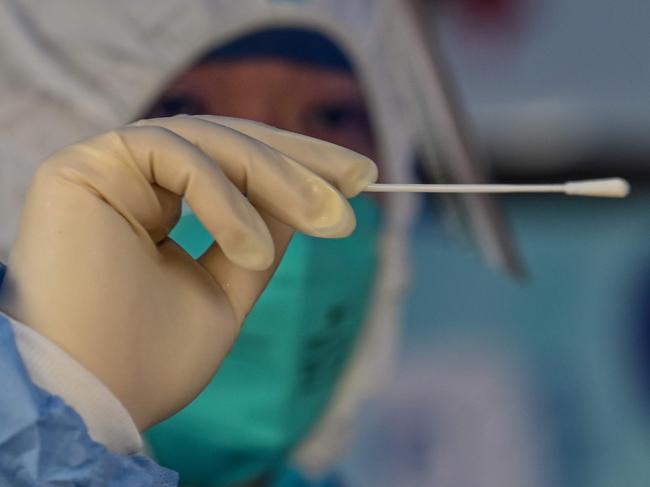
top-left (0, 0), bottom-right (518, 475)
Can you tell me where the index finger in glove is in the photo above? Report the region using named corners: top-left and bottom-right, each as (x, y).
top-left (194, 115), bottom-right (379, 196)
top-left (134, 116), bottom-right (373, 236)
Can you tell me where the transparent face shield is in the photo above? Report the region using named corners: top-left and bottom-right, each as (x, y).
top-left (392, 0), bottom-right (525, 276)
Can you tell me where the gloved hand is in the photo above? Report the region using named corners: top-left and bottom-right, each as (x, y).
top-left (0, 115), bottom-right (377, 431)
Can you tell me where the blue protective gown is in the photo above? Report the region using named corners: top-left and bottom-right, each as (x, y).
top-left (0, 263), bottom-right (178, 486)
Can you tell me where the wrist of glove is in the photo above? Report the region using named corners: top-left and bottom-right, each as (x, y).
top-left (0, 115), bottom-right (377, 430)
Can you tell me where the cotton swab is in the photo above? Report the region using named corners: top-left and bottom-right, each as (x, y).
top-left (364, 178), bottom-right (630, 198)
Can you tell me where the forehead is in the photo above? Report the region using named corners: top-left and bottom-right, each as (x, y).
top-left (173, 59), bottom-right (362, 98)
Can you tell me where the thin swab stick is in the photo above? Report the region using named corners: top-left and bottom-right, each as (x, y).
top-left (365, 178), bottom-right (630, 198)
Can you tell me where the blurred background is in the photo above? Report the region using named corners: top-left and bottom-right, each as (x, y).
top-left (334, 1), bottom-right (650, 486)
top-left (1, 0), bottom-right (648, 486)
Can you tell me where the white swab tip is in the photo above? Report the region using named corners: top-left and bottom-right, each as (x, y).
top-left (564, 178), bottom-right (630, 198)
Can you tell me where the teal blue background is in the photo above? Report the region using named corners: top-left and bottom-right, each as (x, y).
top-left (336, 189), bottom-right (650, 487)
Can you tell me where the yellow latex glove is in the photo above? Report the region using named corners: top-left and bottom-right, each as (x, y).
top-left (0, 115), bottom-right (377, 431)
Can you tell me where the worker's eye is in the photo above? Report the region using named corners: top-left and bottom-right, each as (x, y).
top-left (144, 95), bottom-right (206, 118)
top-left (305, 102), bottom-right (371, 134)
top-left (302, 101), bottom-right (376, 157)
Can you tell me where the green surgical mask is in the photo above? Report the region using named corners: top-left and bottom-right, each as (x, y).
top-left (145, 196), bottom-right (382, 486)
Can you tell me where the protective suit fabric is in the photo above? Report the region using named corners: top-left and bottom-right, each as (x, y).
top-left (0, 268), bottom-right (178, 486)
top-left (10, 312), bottom-right (143, 455)
top-left (145, 196), bottom-right (382, 486)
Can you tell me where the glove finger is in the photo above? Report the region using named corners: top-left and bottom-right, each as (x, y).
top-left (115, 125), bottom-right (275, 271)
top-left (197, 211), bottom-right (294, 323)
top-left (194, 115), bottom-right (378, 196)
top-left (133, 116), bottom-right (357, 237)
